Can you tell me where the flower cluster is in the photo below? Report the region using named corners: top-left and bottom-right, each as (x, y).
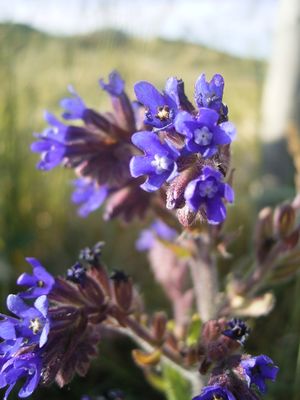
top-left (32, 72), bottom-right (235, 226)
top-left (31, 71), bottom-right (151, 221)
top-left (0, 246), bottom-right (136, 399)
top-left (0, 258), bottom-right (53, 399)
top-left (193, 319), bottom-right (278, 400)
top-left (130, 74), bottom-right (235, 225)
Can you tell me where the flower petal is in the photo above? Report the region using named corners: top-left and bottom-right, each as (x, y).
top-left (134, 81), bottom-right (165, 113)
top-left (206, 196), bottom-right (226, 224)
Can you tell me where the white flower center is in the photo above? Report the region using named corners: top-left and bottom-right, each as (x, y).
top-left (151, 154), bottom-right (172, 174)
top-left (29, 317), bottom-right (43, 335)
top-left (199, 180), bottom-right (218, 198)
top-left (194, 127), bottom-right (213, 146)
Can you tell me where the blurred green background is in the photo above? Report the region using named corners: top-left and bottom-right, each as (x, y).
top-left (0, 19), bottom-right (299, 400)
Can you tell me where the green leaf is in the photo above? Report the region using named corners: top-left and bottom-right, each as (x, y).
top-left (186, 314), bottom-right (202, 346)
top-left (162, 364), bottom-right (191, 400)
top-left (159, 239), bottom-right (192, 258)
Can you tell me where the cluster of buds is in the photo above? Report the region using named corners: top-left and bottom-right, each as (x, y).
top-left (233, 198), bottom-right (300, 296)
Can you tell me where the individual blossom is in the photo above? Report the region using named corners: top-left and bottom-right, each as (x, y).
top-left (194, 73), bottom-right (228, 121)
top-left (0, 352), bottom-right (42, 400)
top-left (31, 112), bottom-right (68, 171)
top-left (193, 384), bottom-right (236, 400)
top-left (241, 355), bottom-right (279, 393)
top-left (130, 131), bottom-right (179, 192)
top-left (222, 318), bottom-right (250, 345)
top-left (174, 108), bottom-right (235, 158)
top-left (71, 179), bottom-right (109, 218)
top-left (17, 258), bottom-right (55, 299)
top-left (134, 78), bottom-right (181, 130)
top-left (184, 166), bottom-right (234, 224)
top-left (136, 219), bottom-right (177, 251)
top-left (5, 294), bottom-right (50, 348)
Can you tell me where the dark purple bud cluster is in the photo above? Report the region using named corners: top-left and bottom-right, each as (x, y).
top-left (0, 246), bottom-right (136, 399)
top-left (194, 319), bottom-right (278, 400)
top-left (130, 73), bottom-right (235, 226)
top-left (31, 71), bottom-right (151, 221)
top-left (222, 318), bottom-right (250, 345)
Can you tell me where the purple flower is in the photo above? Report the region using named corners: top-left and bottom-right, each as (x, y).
top-left (193, 385), bottom-right (236, 400)
top-left (222, 318), bottom-right (250, 345)
top-left (72, 179), bottom-right (109, 217)
top-left (175, 108), bottom-right (235, 158)
top-left (241, 355), bottom-right (279, 393)
top-left (99, 70), bottom-right (125, 96)
top-left (6, 295), bottom-right (50, 348)
top-left (31, 112), bottom-right (67, 171)
top-left (195, 73), bottom-right (228, 120)
top-left (17, 258), bottom-right (54, 299)
top-left (136, 219), bottom-right (177, 251)
top-left (164, 77), bottom-right (194, 112)
top-left (134, 79), bottom-right (179, 129)
top-left (0, 352), bottom-right (41, 400)
top-left (60, 85), bottom-right (87, 120)
top-left (184, 166), bottom-right (234, 224)
top-left (130, 131), bottom-right (179, 192)
top-left (32, 71), bottom-right (149, 221)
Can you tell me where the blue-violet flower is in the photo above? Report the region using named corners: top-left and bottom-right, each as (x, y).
top-left (184, 166), bottom-right (234, 224)
top-left (130, 132), bottom-right (179, 192)
top-left (241, 355), bottom-right (279, 393)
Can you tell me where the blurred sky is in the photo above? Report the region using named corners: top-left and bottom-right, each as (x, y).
top-left (0, 0), bottom-right (278, 59)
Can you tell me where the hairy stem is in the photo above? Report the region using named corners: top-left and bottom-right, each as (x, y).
top-left (189, 236), bottom-right (219, 322)
top-left (118, 317), bottom-right (204, 396)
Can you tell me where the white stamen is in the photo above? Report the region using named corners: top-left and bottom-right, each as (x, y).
top-left (194, 126), bottom-right (213, 146)
top-left (199, 180), bottom-right (218, 198)
top-left (151, 154), bottom-right (172, 174)
top-left (29, 318), bottom-right (43, 335)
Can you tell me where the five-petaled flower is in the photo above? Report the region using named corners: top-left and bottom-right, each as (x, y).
top-left (17, 258), bottom-right (55, 299)
top-left (134, 79), bottom-right (181, 130)
top-left (130, 131), bottom-right (180, 192)
top-left (184, 166), bottom-right (234, 224)
top-left (175, 108), bottom-right (235, 158)
top-left (5, 294), bottom-right (50, 348)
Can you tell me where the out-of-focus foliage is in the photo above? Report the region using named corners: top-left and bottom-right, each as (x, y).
top-left (0, 22), bottom-right (298, 400)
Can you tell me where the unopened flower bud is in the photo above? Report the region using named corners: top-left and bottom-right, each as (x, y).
top-left (273, 203), bottom-right (296, 238)
top-left (166, 166), bottom-right (200, 210)
top-left (110, 270), bottom-right (133, 312)
top-left (255, 207), bottom-right (275, 263)
top-left (176, 205), bottom-right (197, 227)
top-left (79, 242), bottom-right (105, 266)
top-left (202, 319), bottom-right (226, 342)
top-left (151, 312), bottom-right (167, 342)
